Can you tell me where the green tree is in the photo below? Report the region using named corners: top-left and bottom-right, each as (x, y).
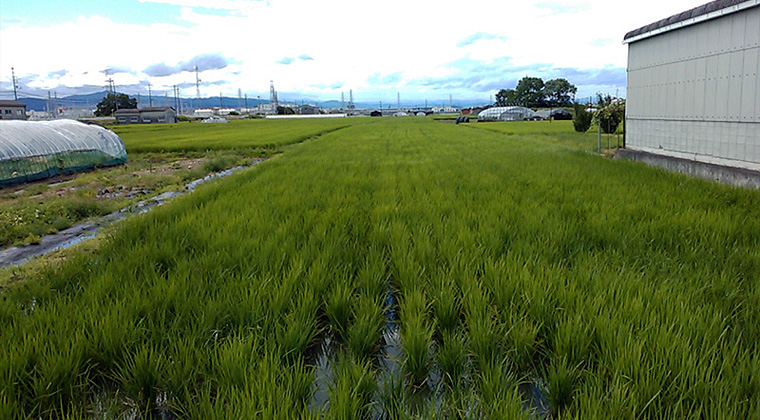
top-left (513, 77), bottom-right (545, 107)
top-left (544, 79), bottom-right (577, 107)
top-left (495, 89), bottom-right (518, 106)
top-left (496, 77), bottom-right (578, 108)
top-left (95, 93), bottom-right (137, 117)
top-left (277, 106), bottom-right (295, 115)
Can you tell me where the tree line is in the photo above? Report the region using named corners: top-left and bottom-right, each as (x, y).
top-left (495, 77), bottom-right (577, 108)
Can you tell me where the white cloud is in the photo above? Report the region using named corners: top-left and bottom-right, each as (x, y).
top-left (1, 0), bottom-right (709, 102)
top-left (140, 0), bottom-right (269, 12)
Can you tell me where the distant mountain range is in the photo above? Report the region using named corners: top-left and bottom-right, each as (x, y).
top-left (16, 91), bottom-right (491, 112)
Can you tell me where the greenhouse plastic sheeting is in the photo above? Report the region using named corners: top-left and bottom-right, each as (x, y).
top-left (0, 120), bottom-right (127, 187)
top-left (477, 106), bottom-right (537, 122)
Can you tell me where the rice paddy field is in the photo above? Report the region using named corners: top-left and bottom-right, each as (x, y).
top-left (113, 117), bottom-right (369, 152)
top-left (1, 117), bottom-right (759, 419)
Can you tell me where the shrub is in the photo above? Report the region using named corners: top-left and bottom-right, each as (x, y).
top-left (597, 98), bottom-right (625, 134)
top-left (572, 102), bottom-right (593, 133)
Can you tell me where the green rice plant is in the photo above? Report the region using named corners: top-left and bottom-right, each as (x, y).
top-left (326, 282), bottom-right (354, 340)
top-left (377, 372), bottom-right (405, 420)
top-left (399, 289), bottom-right (434, 387)
top-left (346, 295), bottom-right (385, 360)
top-left (114, 343), bottom-right (165, 411)
top-left (25, 330), bottom-right (89, 415)
top-left (212, 335), bottom-right (260, 393)
top-left (0, 391), bottom-right (21, 420)
top-left (431, 278), bottom-right (460, 336)
top-left (505, 316), bottom-right (540, 372)
top-left (325, 354), bottom-right (376, 420)
top-left (544, 355), bottom-right (581, 417)
top-left (464, 286), bottom-right (503, 371)
top-left (475, 358), bottom-right (526, 420)
top-left (355, 246), bottom-right (389, 302)
top-left (435, 331), bottom-right (467, 390)
top-left (551, 313), bottom-right (596, 371)
top-left (114, 118), bottom-right (371, 152)
top-left (183, 351), bottom-right (315, 419)
top-left (163, 336), bottom-right (202, 409)
top-left (2, 117), bottom-right (760, 417)
top-left (277, 289), bottom-right (320, 363)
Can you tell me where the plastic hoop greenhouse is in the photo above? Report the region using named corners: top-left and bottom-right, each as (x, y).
top-left (0, 120), bottom-right (128, 187)
top-left (477, 106), bottom-right (537, 122)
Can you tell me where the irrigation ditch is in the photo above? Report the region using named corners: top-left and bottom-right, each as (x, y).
top-left (0, 160), bottom-right (265, 268)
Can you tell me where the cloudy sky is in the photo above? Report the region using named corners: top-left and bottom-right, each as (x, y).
top-left (1, 0), bottom-right (707, 105)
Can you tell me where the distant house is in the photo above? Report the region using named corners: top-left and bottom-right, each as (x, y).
top-left (432, 106), bottom-right (458, 114)
top-left (114, 107), bottom-right (177, 124)
top-left (0, 100), bottom-right (27, 120)
top-left (535, 109), bottom-right (572, 120)
top-left (462, 107), bottom-right (486, 116)
top-left (299, 105), bottom-right (319, 115)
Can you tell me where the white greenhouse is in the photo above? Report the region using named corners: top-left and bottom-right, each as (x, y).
top-left (0, 120), bottom-right (127, 187)
top-left (477, 107), bottom-right (537, 122)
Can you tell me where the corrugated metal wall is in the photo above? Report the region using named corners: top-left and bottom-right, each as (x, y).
top-left (626, 6), bottom-right (760, 171)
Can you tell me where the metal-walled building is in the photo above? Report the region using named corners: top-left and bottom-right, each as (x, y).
top-left (623, 0), bottom-right (760, 181)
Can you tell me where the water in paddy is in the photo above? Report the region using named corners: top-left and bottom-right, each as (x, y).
top-left (308, 282), bottom-right (550, 419)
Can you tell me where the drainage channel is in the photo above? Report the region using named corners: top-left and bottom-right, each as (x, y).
top-left (0, 161), bottom-right (264, 268)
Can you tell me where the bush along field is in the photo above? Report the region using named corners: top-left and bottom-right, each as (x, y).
top-left (1, 118), bottom-right (759, 419)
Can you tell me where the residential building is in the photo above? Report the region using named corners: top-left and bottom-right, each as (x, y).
top-left (0, 100), bottom-right (27, 120)
top-left (115, 107), bottom-right (177, 124)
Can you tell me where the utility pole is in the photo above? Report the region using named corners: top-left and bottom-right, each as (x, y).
top-left (11, 67), bottom-right (19, 100)
top-left (102, 69), bottom-right (115, 95)
top-left (244, 94), bottom-right (248, 114)
top-left (173, 85), bottom-right (179, 113)
top-left (257, 95), bottom-right (261, 114)
top-left (148, 84), bottom-right (153, 107)
top-left (219, 92), bottom-right (223, 110)
top-left (238, 88), bottom-right (242, 112)
top-left (195, 66), bottom-right (201, 110)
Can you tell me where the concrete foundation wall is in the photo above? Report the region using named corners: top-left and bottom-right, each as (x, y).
top-left (616, 148), bottom-right (760, 189)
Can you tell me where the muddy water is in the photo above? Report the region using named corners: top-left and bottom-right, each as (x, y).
top-left (0, 162), bottom-right (262, 268)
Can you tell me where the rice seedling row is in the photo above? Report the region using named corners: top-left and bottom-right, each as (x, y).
top-left (1, 118), bottom-right (758, 419)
